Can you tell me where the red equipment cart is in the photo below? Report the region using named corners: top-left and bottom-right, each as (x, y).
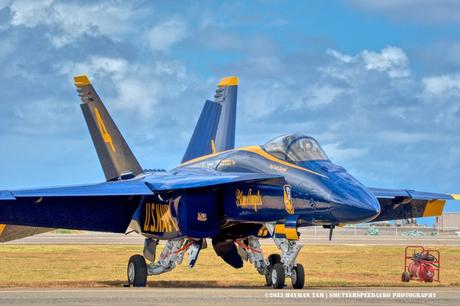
top-left (402, 246), bottom-right (440, 283)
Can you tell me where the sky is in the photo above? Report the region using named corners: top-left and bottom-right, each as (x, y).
top-left (0, 0), bottom-right (459, 214)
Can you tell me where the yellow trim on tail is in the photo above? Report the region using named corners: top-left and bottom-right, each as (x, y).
top-left (0, 224), bottom-right (6, 236)
top-left (211, 140), bottom-right (216, 154)
top-left (218, 76), bottom-right (239, 86)
top-left (423, 200), bottom-right (446, 217)
top-left (451, 194), bottom-right (460, 200)
top-left (73, 75), bottom-right (91, 87)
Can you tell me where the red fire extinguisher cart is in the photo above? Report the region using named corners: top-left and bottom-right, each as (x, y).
top-left (402, 246), bottom-right (440, 283)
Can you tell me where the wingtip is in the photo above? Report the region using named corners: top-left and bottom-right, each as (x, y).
top-left (218, 76), bottom-right (239, 87)
top-left (73, 75), bottom-right (91, 87)
top-left (451, 194), bottom-right (460, 200)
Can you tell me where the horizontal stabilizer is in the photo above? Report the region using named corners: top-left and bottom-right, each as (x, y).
top-left (368, 187), bottom-right (458, 222)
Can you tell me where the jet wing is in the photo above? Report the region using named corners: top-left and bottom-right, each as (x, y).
top-left (1, 170), bottom-right (283, 238)
top-left (368, 187), bottom-right (459, 222)
top-left (0, 180), bottom-right (153, 234)
top-left (146, 169), bottom-right (285, 191)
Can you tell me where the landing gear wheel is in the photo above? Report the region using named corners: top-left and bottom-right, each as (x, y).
top-left (271, 263), bottom-right (285, 289)
top-left (265, 254), bottom-right (282, 286)
top-left (291, 264), bottom-right (305, 289)
top-left (401, 271), bottom-right (410, 282)
top-left (127, 255), bottom-right (147, 287)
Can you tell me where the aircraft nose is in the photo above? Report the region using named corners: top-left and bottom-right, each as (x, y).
top-left (329, 188), bottom-right (381, 223)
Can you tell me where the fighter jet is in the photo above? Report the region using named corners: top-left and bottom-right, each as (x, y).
top-left (0, 75), bottom-right (458, 289)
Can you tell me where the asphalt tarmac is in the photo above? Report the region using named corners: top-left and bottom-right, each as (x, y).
top-left (0, 287), bottom-right (457, 306)
top-left (5, 230), bottom-right (460, 246)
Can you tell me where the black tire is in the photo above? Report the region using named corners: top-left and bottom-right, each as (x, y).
top-left (271, 263), bottom-right (285, 289)
top-left (401, 271), bottom-right (410, 282)
top-left (265, 254), bottom-right (282, 286)
top-left (265, 270), bottom-right (272, 286)
top-left (268, 254), bottom-right (281, 265)
top-left (291, 264), bottom-right (305, 289)
top-left (127, 255), bottom-right (148, 287)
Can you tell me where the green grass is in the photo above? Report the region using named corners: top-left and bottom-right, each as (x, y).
top-left (0, 245), bottom-right (459, 288)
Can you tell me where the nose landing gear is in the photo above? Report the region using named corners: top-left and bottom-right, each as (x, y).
top-left (265, 223), bottom-right (305, 289)
top-left (237, 224), bottom-right (305, 289)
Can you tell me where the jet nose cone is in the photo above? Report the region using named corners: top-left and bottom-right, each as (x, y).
top-left (356, 200), bottom-right (381, 221)
top-left (329, 189), bottom-right (381, 223)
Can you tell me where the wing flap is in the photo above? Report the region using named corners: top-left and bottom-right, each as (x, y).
top-left (0, 225), bottom-right (55, 243)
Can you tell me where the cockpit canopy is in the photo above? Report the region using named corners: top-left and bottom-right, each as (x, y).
top-left (262, 133), bottom-right (328, 162)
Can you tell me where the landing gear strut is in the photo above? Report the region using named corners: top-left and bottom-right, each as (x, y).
top-left (126, 238), bottom-right (203, 287)
top-left (236, 226), bottom-right (305, 289)
top-left (266, 223), bottom-right (305, 289)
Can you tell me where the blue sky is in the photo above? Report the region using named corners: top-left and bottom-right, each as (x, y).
top-left (0, 0), bottom-right (459, 214)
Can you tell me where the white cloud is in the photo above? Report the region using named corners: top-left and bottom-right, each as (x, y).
top-left (146, 18), bottom-right (188, 52)
top-left (8, 1), bottom-right (145, 47)
top-left (361, 47), bottom-right (409, 77)
top-left (322, 142), bottom-right (369, 162)
top-left (328, 46), bottom-right (410, 78)
top-left (423, 74), bottom-right (460, 96)
top-left (56, 56), bottom-right (129, 84)
top-left (347, 0), bottom-right (460, 25)
top-left (0, 0), bottom-right (12, 9)
top-left (303, 85), bottom-right (344, 109)
top-left (113, 78), bottom-right (159, 118)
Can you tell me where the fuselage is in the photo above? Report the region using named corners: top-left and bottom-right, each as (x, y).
top-left (173, 145), bottom-right (381, 226)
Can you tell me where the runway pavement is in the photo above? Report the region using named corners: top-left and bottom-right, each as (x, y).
top-left (5, 230), bottom-right (460, 245)
top-left (0, 287), bottom-right (457, 306)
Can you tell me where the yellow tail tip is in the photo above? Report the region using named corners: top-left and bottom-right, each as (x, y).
top-left (218, 76), bottom-right (239, 87)
top-left (73, 75), bottom-right (91, 87)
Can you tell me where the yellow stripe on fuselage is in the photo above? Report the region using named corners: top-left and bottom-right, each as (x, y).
top-left (179, 145), bottom-right (326, 178)
top-left (239, 146), bottom-right (327, 178)
top-left (423, 200), bottom-right (446, 217)
top-left (0, 224), bottom-right (6, 236)
top-left (179, 150), bottom-right (229, 167)
top-left (451, 194), bottom-right (460, 200)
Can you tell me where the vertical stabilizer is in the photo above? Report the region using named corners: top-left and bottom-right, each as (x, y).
top-left (74, 75), bottom-right (143, 181)
top-left (214, 76), bottom-right (238, 152)
top-left (181, 100), bottom-right (222, 163)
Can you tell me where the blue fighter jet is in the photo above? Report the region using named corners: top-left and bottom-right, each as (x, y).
top-left (0, 75), bottom-right (458, 289)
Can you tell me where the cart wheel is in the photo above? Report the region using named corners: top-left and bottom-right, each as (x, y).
top-left (401, 271), bottom-right (410, 282)
top-left (271, 263), bottom-right (285, 289)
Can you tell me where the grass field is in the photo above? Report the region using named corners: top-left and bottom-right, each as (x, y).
top-left (0, 244), bottom-right (459, 288)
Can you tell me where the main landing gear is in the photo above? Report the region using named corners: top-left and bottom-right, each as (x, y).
top-left (236, 229), bottom-right (305, 289)
top-left (127, 238), bottom-right (203, 287)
